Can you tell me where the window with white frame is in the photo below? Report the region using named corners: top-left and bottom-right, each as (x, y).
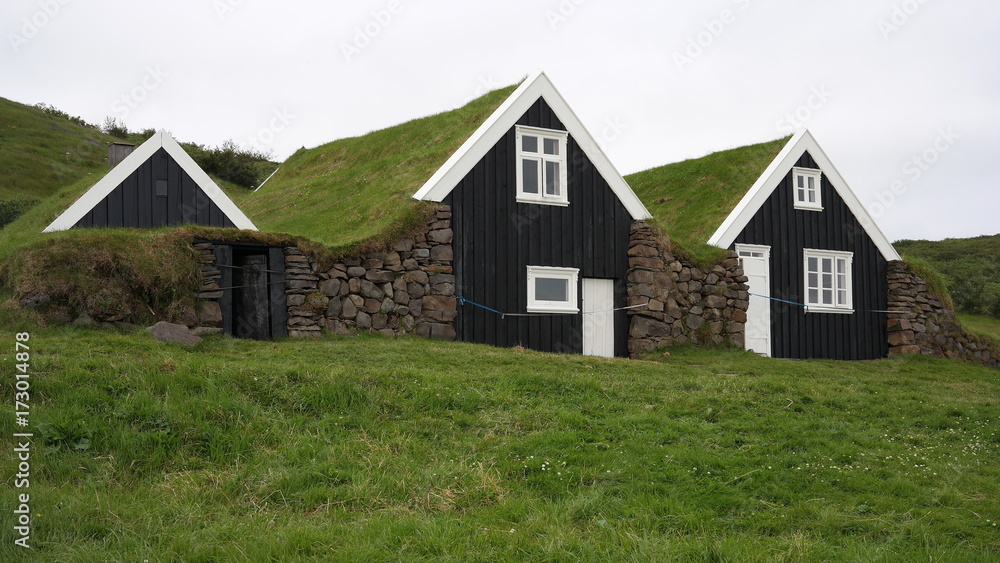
top-left (516, 126), bottom-right (568, 206)
top-left (527, 266), bottom-right (579, 313)
top-left (792, 167), bottom-right (823, 211)
top-left (803, 249), bottom-right (853, 312)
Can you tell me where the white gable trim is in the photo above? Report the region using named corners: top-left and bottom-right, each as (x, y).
top-left (707, 130), bottom-right (900, 261)
top-left (412, 71), bottom-right (651, 220)
top-left (43, 130), bottom-right (257, 232)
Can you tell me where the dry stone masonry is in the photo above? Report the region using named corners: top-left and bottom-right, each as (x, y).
top-left (626, 222), bottom-right (749, 356)
top-left (191, 206), bottom-right (458, 340)
top-left (887, 261), bottom-right (998, 368)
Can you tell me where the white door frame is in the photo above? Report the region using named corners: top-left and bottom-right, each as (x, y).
top-left (582, 278), bottom-right (615, 358)
top-left (736, 244), bottom-right (771, 357)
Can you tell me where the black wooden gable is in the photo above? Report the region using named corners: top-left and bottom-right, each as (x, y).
top-left (733, 150), bottom-right (888, 360)
top-left (447, 97), bottom-right (632, 356)
top-left (73, 148), bottom-right (237, 229)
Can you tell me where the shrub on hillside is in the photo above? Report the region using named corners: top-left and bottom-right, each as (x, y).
top-left (192, 139), bottom-right (274, 190)
top-left (0, 198), bottom-right (40, 229)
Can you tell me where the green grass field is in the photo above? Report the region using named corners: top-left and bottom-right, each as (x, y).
top-left (1, 326), bottom-right (997, 561)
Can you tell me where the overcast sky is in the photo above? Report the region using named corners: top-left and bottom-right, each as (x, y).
top-left (3, 0), bottom-right (997, 242)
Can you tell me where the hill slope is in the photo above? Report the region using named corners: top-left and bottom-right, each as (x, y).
top-left (895, 234), bottom-right (1000, 317)
top-left (1, 327), bottom-right (996, 561)
top-left (0, 97), bottom-right (116, 202)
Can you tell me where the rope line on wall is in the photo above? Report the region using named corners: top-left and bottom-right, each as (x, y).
top-left (456, 296), bottom-right (647, 319)
top-left (748, 292), bottom-right (901, 314)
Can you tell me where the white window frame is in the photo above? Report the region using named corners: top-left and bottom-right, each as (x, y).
top-left (803, 249), bottom-right (853, 314)
top-left (792, 167), bottom-right (823, 211)
top-left (516, 125), bottom-right (569, 206)
top-left (527, 266), bottom-right (579, 313)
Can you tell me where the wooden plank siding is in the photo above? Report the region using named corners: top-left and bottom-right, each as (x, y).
top-left (74, 148), bottom-right (237, 229)
top-left (733, 151), bottom-right (888, 360)
top-left (447, 97), bottom-right (631, 356)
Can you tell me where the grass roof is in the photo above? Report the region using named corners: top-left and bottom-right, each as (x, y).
top-left (625, 136), bottom-right (790, 255)
top-left (240, 84), bottom-right (519, 254)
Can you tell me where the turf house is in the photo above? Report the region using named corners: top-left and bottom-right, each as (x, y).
top-left (43, 130), bottom-right (257, 232)
top-left (629, 130), bottom-right (901, 360)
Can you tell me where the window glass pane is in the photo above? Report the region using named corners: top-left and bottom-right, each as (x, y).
top-left (545, 161), bottom-right (560, 196)
top-left (823, 273), bottom-right (833, 289)
top-left (809, 289), bottom-right (819, 303)
top-left (522, 159), bottom-right (538, 194)
top-left (837, 259), bottom-right (846, 274)
top-left (822, 258), bottom-right (832, 274)
top-left (807, 177), bottom-right (815, 190)
top-left (522, 135), bottom-right (538, 153)
top-left (808, 257), bottom-right (818, 272)
top-left (543, 138), bottom-right (559, 155)
top-left (823, 289), bottom-right (833, 305)
top-left (535, 277), bottom-right (568, 302)
top-left (808, 190), bottom-right (816, 203)
top-left (797, 175), bottom-right (804, 188)
top-left (808, 273), bottom-right (818, 288)
top-left (797, 188), bottom-right (805, 201)
top-left (838, 289), bottom-right (847, 305)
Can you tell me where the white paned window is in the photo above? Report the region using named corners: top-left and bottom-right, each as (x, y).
top-left (516, 126), bottom-right (568, 206)
top-left (803, 249), bottom-right (853, 313)
top-left (792, 167), bottom-right (823, 211)
top-left (527, 266), bottom-right (579, 313)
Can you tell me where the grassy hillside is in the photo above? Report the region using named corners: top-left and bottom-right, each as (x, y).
top-left (1, 325), bottom-right (997, 561)
top-left (0, 98), bottom-right (116, 203)
top-left (895, 234), bottom-right (1000, 318)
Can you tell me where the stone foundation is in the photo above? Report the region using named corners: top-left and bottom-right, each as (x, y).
top-left (191, 206), bottom-right (457, 340)
top-left (626, 222), bottom-right (749, 356)
top-left (887, 260), bottom-right (997, 368)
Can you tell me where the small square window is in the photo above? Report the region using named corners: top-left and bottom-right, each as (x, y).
top-left (792, 167), bottom-right (822, 211)
top-left (516, 126), bottom-right (568, 206)
top-left (527, 266), bottom-right (579, 313)
top-left (803, 249), bottom-right (853, 313)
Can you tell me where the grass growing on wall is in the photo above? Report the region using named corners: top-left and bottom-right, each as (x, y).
top-left (1, 328), bottom-right (997, 561)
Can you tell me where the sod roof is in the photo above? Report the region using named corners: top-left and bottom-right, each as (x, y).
top-left (240, 84), bottom-right (520, 254)
top-left (624, 136), bottom-right (790, 253)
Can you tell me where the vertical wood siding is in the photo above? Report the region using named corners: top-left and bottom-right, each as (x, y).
top-left (733, 151), bottom-right (888, 360)
top-left (447, 98), bottom-right (631, 356)
top-left (74, 148), bottom-right (237, 229)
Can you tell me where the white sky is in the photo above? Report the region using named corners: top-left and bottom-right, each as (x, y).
top-left (3, 0), bottom-right (998, 242)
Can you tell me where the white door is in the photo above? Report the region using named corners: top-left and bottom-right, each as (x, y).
top-left (582, 278), bottom-right (615, 357)
top-left (736, 244), bottom-right (771, 357)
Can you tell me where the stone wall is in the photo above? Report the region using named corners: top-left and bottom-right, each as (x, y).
top-left (626, 222), bottom-right (749, 356)
top-left (887, 260), bottom-right (998, 368)
top-left (190, 205), bottom-right (457, 340)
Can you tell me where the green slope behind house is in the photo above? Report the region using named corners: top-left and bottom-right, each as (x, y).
top-left (624, 136), bottom-right (789, 257)
top-left (241, 85), bottom-right (519, 254)
top-left (895, 234), bottom-right (1000, 318)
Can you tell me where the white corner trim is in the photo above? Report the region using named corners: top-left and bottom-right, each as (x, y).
top-left (412, 71), bottom-right (651, 221)
top-left (43, 130), bottom-right (257, 232)
top-left (706, 130), bottom-right (900, 261)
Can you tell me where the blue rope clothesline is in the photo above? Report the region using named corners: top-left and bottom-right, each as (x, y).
top-left (748, 292), bottom-right (899, 314)
top-left (456, 296), bottom-right (646, 319)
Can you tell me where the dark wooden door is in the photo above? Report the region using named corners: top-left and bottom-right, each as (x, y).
top-left (234, 254), bottom-right (270, 340)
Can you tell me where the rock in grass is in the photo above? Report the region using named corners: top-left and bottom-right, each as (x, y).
top-left (147, 321), bottom-right (202, 346)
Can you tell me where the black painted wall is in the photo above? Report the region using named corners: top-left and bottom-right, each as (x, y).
top-left (446, 97), bottom-right (632, 356)
top-left (74, 148), bottom-right (237, 229)
top-left (733, 151), bottom-right (888, 360)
